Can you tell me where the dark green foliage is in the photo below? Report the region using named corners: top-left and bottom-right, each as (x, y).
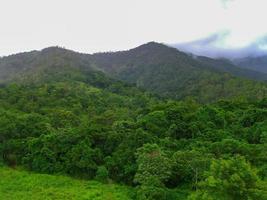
top-left (95, 166), bottom-right (109, 183)
top-left (172, 150), bottom-right (211, 188)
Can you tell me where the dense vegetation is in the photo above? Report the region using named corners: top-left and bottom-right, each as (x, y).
top-left (1, 77), bottom-right (267, 199)
top-left (0, 43), bottom-right (267, 199)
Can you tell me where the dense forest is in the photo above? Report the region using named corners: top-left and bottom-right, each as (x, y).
top-left (0, 43), bottom-right (267, 199)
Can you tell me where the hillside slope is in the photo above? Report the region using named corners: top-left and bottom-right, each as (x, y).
top-left (0, 47), bottom-right (97, 84)
top-left (93, 42), bottom-right (267, 102)
top-left (196, 56), bottom-right (267, 81)
top-left (0, 167), bottom-right (133, 200)
top-left (234, 55), bottom-right (267, 74)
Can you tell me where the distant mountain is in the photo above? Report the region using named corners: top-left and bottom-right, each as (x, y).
top-left (1, 42), bottom-right (267, 102)
top-left (234, 55), bottom-right (267, 74)
top-left (196, 56), bottom-right (267, 81)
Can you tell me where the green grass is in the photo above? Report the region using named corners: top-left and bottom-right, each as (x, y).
top-left (0, 167), bottom-right (133, 200)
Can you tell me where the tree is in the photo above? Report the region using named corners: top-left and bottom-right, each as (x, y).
top-left (137, 111), bottom-right (169, 137)
top-left (95, 166), bottom-right (109, 183)
top-left (189, 156), bottom-right (266, 200)
top-left (65, 139), bottom-right (101, 178)
top-left (134, 144), bottom-right (171, 200)
top-left (134, 143), bottom-right (171, 185)
top-left (172, 150), bottom-right (211, 188)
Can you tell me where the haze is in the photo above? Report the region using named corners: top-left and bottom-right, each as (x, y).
top-left (1, 0), bottom-right (267, 57)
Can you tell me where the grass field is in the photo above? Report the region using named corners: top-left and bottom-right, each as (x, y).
top-left (0, 167), bottom-right (133, 200)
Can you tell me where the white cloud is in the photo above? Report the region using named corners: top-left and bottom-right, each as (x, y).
top-left (0, 0), bottom-right (266, 55)
top-left (222, 0), bottom-right (267, 47)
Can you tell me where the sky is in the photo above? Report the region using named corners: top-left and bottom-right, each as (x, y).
top-left (0, 0), bottom-right (267, 57)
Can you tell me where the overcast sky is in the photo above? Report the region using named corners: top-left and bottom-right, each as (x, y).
top-left (1, 0), bottom-right (267, 56)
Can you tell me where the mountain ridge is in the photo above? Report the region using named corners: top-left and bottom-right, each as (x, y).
top-left (234, 55), bottom-right (267, 74)
top-left (1, 42), bottom-right (267, 102)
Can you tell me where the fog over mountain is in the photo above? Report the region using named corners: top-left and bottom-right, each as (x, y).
top-left (172, 31), bottom-right (267, 59)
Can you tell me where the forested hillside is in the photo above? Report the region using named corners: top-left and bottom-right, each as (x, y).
top-left (196, 56), bottom-right (267, 80)
top-left (234, 55), bottom-right (267, 74)
top-left (93, 42), bottom-right (267, 102)
top-left (0, 79), bottom-right (267, 199)
top-left (1, 43), bottom-right (267, 103)
top-left (0, 43), bottom-right (267, 199)
top-left (0, 47), bottom-right (95, 84)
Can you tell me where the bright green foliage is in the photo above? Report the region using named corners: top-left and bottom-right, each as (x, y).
top-left (0, 167), bottom-right (133, 200)
top-left (189, 157), bottom-right (267, 200)
top-left (134, 144), bottom-right (171, 186)
top-left (136, 184), bottom-right (168, 200)
top-left (134, 144), bottom-right (172, 200)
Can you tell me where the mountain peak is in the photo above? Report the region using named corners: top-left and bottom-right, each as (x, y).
top-left (142, 41), bottom-right (164, 46)
top-left (134, 41), bottom-right (172, 50)
top-left (127, 41), bottom-right (182, 59)
top-left (41, 46), bottom-right (70, 54)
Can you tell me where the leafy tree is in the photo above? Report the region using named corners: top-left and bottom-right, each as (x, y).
top-left (189, 156), bottom-right (266, 200)
top-left (134, 144), bottom-right (171, 186)
top-left (172, 150), bottom-right (211, 188)
top-left (65, 139), bottom-right (101, 178)
top-left (137, 111), bottom-right (169, 137)
top-left (134, 144), bottom-right (171, 199)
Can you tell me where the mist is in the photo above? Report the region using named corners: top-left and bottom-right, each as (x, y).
top-left (172, 31), bottom-right (267, 59)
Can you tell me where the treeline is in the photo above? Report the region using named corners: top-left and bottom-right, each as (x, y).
top-left (0, 80), bottom-right (267, 199)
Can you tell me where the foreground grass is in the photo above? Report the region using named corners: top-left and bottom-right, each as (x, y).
top-left (0, 167), bottom-right (133, 200)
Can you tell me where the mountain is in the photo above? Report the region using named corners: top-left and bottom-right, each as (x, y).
top-left (93, 42), bottom-right (267, 102)
top-left (92, 41), bottom-right (267, 81)
top-left (1, 42), bottom-right (267, 102)
top-left (234, 55), bottom-right (267, 74)
top-left (196, 56), bottom-right (267, 81)
top-left (0, 47), bottom-right (96, 84)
